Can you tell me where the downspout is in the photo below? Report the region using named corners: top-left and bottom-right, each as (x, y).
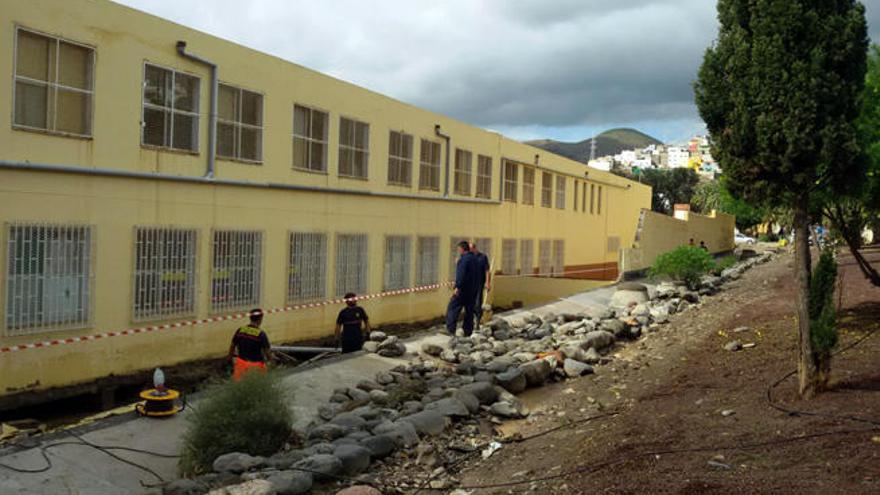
top-left (176, 41), bottom-right (217, 179)
top-left (435, 124), bottom-right (451, 197)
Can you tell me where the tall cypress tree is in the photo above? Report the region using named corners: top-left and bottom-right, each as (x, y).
top-left (695, 0), bottom-right (868, 397)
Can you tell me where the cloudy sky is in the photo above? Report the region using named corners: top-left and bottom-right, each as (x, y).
top-left (115, 0), bottom-right (880, 144)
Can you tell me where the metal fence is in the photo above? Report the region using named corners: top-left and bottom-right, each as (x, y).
top-left (416, 236), bottom-right (440, 285)
top-left (336, 234), bottom-right (368, 296)
top-left (212, 230), bottom-right (262, 312)
top-left (288, 232), bottom-right (327, 302)
top-left (384, 235), bottom-right (412, 290)
top-left (133, 227), bottom-right (197, 320)
top-left (5, 223), bottom-right (94, 334)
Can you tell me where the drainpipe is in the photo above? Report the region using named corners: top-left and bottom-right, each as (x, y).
top-left (435, 124), bottom-right (451, 197)
top-left (176, 41), bottom-right (217, 179)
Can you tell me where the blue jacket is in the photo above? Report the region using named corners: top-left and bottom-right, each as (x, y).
top-left (455, 251), bottom-right (479, 297)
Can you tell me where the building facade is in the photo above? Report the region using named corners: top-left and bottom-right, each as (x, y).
top-left (0, 0), bottom-right (651, 401)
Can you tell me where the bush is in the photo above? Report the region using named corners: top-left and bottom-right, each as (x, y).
top-left (758, 233), bottom-right (779, 242)
top-left (809, 249), bottom-right (838, 354)
top-left (179, 371), bottom-right (293, 476)
top-left (649, 246), bottom-right (716, 289)
top-left (713, 255), bottom-right (737, 275)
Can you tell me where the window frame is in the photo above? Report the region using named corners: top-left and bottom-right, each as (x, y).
top-left (541, 171), bottom-right (553, 208)
top-left (12, 26), bottom-right (96, 139)
top-left (140, 61), bottom-right (201, 153)
top-left (338, 116), bottom-right (370, 180)
top-left (416, 236), bottom-right (440, 286)
top-left (387, 130), bottom-right (414, 187)
top-left (522, 167), bottom-right (535, 205)
top-left (520, 239), bottom-right (534, 276)
top-left (555, 175), bottom-right (566, 209)
top-left (501, 238), bottom-right (517, 275)
top-left (131, 226), bottom-right (199, 321)
top-left (287, 231), bottom-right (328, 303)
top-left (292, 103), bottom-right (330, 173)
top-left (210, 229), bottom-right (263, 312)
top-left (475, 154), bottom-right (493, 199)
top-left (419, 138), bottom-right (442, 191)
top-left (335, 233), bottom-right (369, 297)
top-left (216, 83), bottom-right (264, 164)
top-left (454, 148), bottom-right (473, 196)
top-left (383, 235), bottom-right (412, 291)
top-left (502, 160), bottom-right (518, 203)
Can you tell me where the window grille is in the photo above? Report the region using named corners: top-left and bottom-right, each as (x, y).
top-left (454, 149), bottom-right (472, 196)
top-left (142, 64), bottom-right (200, 151)
top-left (449, 235), bottom-right (469, 279)
top-left (133, 227), bottom-right (197, 320)
top-left (384, 236), bottom-right (412, 290)
top-left (522, 167), bottom-right (535, 205)
top-left (217, 84), bottom-right (263, 162)
top-left (339, 117), bottom-right (370, 178)
top-left (388, 131), bottom-right (413, 186)
top-left (476, 155), bottom-right (492, 199)
top-left (503, 160), bottom-right (518, 202)
top-left (539, 239), bottom-right (552, 275)
top-left (555, 175), bottom-right (566, 209)
top-left (501, 239), bottom-right (517, 275)
top-left (336, 234), bottom-right (368, 296)
top-left (541, 172), bottom-right (553, 208)
top-left (13, 28), bottom-right (95, 137)
top-left (211, 230), bottom-right (261, 312)
top-left (416, 236), bottom-right (440, 285)
top-left (5, 223), bottom-right (93, 334)
top-left (552, 240), bottom-right (565, 277)
top-left (520, 239), bottom-right (534, 276)
top-left (293, 104), bottom-right (329, 172)
top-left (419, 139), bottom-right (442, 191)
top-left (288, 232), bottom-right (327, 302)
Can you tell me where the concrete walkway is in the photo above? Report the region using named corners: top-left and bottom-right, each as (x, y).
top-left (0, 281), bottom-right (633, 494)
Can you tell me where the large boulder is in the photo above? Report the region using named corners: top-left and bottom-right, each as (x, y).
top-left (359, 434), bottom-right (397, 459)
top-left (563, 359), bottom-right (594, 377)
top-left (519, 359), bottom-right (552, 387)
top-left (610, 283), bottom-right (649, 307)
top-left (292, 454), bottom-right (343, 482)
top-left (581, 330), bottom-right (616, 351)
top-left (421, 343), bottom-right (443, 356)
top-left (452, 389), bottom-right (481, 414)
top-left (330, 412), bottom-right (367, 430)
top-left (399, 410), bottom-right (449, 436)
top-left (599, 319), bottom-right (626, 335)
top-left (489, 400), bottom-right (529, 419)
top-left (266, 471), bottom-right (313, 495)
top-left (210, 480), bottom-right (275, 495)
top-left (212, 453), bottom-right (265, 474)
top-left (333, 444), bottom-right (372, 475)
top-left (424, 397), bottom-right (471, 418)
top-left (495, 368), bottom-right (527, 394)
top-left (460, 382), bottom-right (500, 405)
top-left (372, 421), bottom-right (419, 448)
top-left (308, 423), bottom-right (350, 442)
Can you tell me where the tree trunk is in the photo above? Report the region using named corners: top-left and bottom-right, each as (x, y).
top-left (794, 199), bottom-right (818, 398)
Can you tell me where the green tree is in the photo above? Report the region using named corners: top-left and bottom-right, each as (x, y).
top-left (692, 178), bottom-right (767, 231)
top-left (613, 166), bottom-right (700, 214)
top-left (695, 0), bottom-right (868, 397)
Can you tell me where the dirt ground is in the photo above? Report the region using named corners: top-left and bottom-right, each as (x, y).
top-left (453, 247), bottom-right (880, 494)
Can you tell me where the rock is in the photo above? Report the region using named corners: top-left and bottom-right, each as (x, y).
top-left (372, 421), bottom-right (419, 448)
top-left (631, 303), bottom-right (651, 317)
top-left (359, 434), bottom-right (396, 459)
top-left (266, 451), bottom-right (307, 470)
top-left (303, 443), bottom-right (335, 456)
top-left (421, 343), bottom-right (443, 356)
top-left (563, 359), bottom-right (594, 377)
top-left (330, 412), bottom-right (367, 430)
top-left (399, 410), bottom-right (449, 436)
top-left (333, 444), bottom-right (372, 475)
top-left (512, 352), bottom-right (537, 363)
top-left (610, 284), bottom-right (649, 307)
top-left (375, 372), bottom-right (395, 385)
top-left (401, 400), bottom-right (423, 415)
top-left (308, 423), bottom-right (349, 442)
top-left (266, 471), bottom-right (313, 495)
top-left (424, 397), bottom-right (471, 418)
top-left (356, 380), bottom-right (383, 392)
top-left (362, 341), bottom-right (379, 353)
top-left (582, 347), bottom-right (601, 364)
top-left (440, 349), bottom-right (458, 363)
top-left (519, 359), bottom-right (552, 387)
top-left (210, 479), bottom-right (275, 495)
top-left (452, 389), bottom-right (481, 414)
top-left (495, 368), bottom-right (527, 394)
top-left (599, 319), bottom-right (626, 335)
top-left (377, 342), bottom-right (406, 357)
top-left (461, 382), bottom-right (500, 405)
top-left (335, 486), bottom-right (383, 495)
top-left (682, 292), bottom-right (700, 303)
top-left (732, 326), bottom-right (750, 333)
top-left (213, 453), bottom-right (265, 474)
top-left (581, 330), bottom-right (616, 351)
top-left (489, 400), bottom-right (529, 419)
top-left (721, 409), bottom-right (736, 417)
top-left (164, 479), bottom-right (204, 495)
top-left (292, 454), bottom-right (343, 482)
top-left (723, 341), bottom-right (743, 352)
top-left (369, 389), bottom-right (389, 404)
top-left (487, 358), bottom-right (515, 373)
top-left (369, 331), bottom-right (387, 342)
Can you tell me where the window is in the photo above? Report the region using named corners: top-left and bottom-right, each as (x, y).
top-left (522, 167), bottom-right (535, 205)
top-left (133, 227), bottom-right (197, 320)
top-left (336, 234), bottom-right (368, 296)
top-left (293, 105), bottom-right (329, 172)
top-left (474, 237), bottom-right (493, 263)
top-left (217, 84), bottom-right (263, 162)
top-left (539, 239), bottom-right (552, 275)
top-left (476, 155), bottom-right (492, 199)
top-left (503, 160), bottom-right (518, 202)
top-left (501, 239), bottom-right (517, 275)
top-left (384, 236), bottom-right (412, 290)
top-left (211, 230), bottom-right (261, 311)
top-left (582, 181), bottom-right (587, 212)
top-left (552, 240), bottom-right (565, 277)
top-left (590, 184), bottom-right (595, 214)
top-left (417, 236), bottom-right (440, 285)
top-left (555, 175), bottom-right (566, 209)
top-left (419, 139), bottom-right (442, 191)
top-left (541, 172), bottom-right (553, 208)
top-left (13, 28), bottom-right (94, 136)
top-left (142, 64), bottom-right (200, 152)
top-left (598, 186), bottom-right (603, 214)
top-left (388, 131), bottom-right (413, 186)
top-left (454, 149), bottom-right (472, 196)
top-left (339, 117), bottom-right (370, 179)
top-left (5, 224), bottom-right (93, 334)
top-left (574, 182), bottom-right (579, 211)
top-left (449, 235), bottom-right (469, 279)
top-left (288, 232), bottom-right (327, 302)
top-left (520, 239), bottom-right (534, 276)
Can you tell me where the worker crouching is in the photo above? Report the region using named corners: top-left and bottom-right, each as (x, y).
top-left (228, 308), bottom-right (273, 381)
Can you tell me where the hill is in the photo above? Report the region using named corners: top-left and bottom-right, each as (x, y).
top-left (526, 128), bottom-right (662, 163)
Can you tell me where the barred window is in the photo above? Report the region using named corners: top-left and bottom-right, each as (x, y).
top-left (339, 117), bottom-right (370, 179)
top-left (14, 28), bottom-right (94, 136)
top-left (503, 160), bottom-right (518, 202)
top-left (522, 167), bottom-right (535, 205)
top-left (520, 239), bottom-right (534, 276)
top-left (133, 227), bottom-right (197, 320)
top-left (5, 224), bottom-right (93, 334)
top-left (293, 104), bottom-right (329, 172)
top-left (288, 232), bottom-right (327, 302)
top-left (449, 235), bottom-right (469, 279)
top-left (501, 239), bottom-right (517, 275)
top-left (454, 149), bottom-right (472, 196)
top-left (539, 239), bottom-right (552, 275)
top-left (541, 171), bottom-right (553, 208)
top-left (476, 155), bottom-right (492, 199)
top-left (553, 240), bottom-right (565, 277)
top-left (384, 236), bottom-right (412, 290)
top-left (388, 131), bottom-right (414, 186)
top-left (416, 236), bottom-right (440, 285)
top-left (555, 175), bottom-right (566, 209)
top-left (336, 234), bottom-right (368, 296)
top-left (212, 230), bottom-right (261, 312)
top-left (419, 139), bottom-right (442, 191)
top-left (142, 64), bottom-right (199, 152)
top-left (217, 84), bottom-right (263, 163)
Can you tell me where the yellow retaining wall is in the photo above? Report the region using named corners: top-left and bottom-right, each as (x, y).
top-left (492, 276), bottom-right (611, 308)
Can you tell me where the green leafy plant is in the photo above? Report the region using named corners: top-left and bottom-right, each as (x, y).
top-left (712, 255), bottom-right (737, 276)
top-left (649, 246), bottom-right (716, 290)
top-left (179, 372), bottom-right (293, 476)
top-left (809, 249), bottom-right (838, 354)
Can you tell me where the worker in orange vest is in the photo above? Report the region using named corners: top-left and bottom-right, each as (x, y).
top-left (227, 308), bottom-right (273, 381)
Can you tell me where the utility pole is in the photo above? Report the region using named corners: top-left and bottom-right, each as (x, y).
top-left (589, 137), bottom-right (597, 162)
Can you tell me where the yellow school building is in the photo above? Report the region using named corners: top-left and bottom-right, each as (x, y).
top-left (0, 0), bottom-right (730, 405)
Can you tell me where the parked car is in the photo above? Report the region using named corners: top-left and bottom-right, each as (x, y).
top-left (735, 232), bottom-right (756, 245)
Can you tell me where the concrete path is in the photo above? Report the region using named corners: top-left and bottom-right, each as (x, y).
top-left (0, 280), bottom-right (634, 494)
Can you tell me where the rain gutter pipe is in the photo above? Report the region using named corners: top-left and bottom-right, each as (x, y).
top-left (176, 40), bottom-right (217, 179)
top-left (435, 124), bottom-right (451, 197)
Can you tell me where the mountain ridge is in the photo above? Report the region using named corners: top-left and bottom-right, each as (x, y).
top-left (526, 128), bottom-right (662, 164)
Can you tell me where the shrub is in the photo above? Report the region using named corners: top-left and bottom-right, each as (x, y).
top-left (809, 249), bottom-right (838, 354)
top-left (758, 233), bottom-right (779, 242)
top-left (649, 246), bottom-right (716, 289)
top-left (713, 255), bottom-right (737, 275)
top-left (179, 371), bottom-right (293, 476)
